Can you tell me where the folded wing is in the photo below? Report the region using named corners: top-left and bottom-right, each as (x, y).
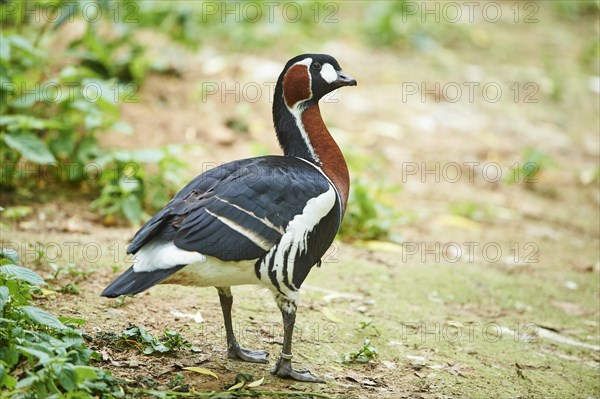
top-left (101, 156), bottom-right (338, 297)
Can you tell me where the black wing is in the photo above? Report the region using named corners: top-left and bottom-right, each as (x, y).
top-left (101, 156), bottom-right (341, 298)
top-left (129, 156), bottom-right (337, 261)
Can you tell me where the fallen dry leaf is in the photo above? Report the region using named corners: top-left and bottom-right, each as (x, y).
top-left (183, 366), bottom-right (218, 379)
top-left (228, 381), bottom-right (245, 390)
top-left (246, 376), bottom-right (265, 388)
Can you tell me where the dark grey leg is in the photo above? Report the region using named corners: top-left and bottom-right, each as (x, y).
top-left (270, 293), bottom-right (324, 383)
top-left (216, 287), bottom-right (268, 363)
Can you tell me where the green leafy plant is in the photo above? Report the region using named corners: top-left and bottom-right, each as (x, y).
top-left (0, 32), bottom-right (127, 185)
top-left (357, 321), bottom-right (381, 338)
top-left (339, 178), bottom-right (390, 240)
top-left (90, 146), bottom-right (188, 224)
top-left (100, 325), bottom-right (189, 355)
top-left (337, 152), bottom-right (405, 242)
top-left (340, 338), bottom-right (379, 364)
top-left (108, 294), bottom-right (129, 308)
top-left (0, 251), bottom-right (123, 398)
top-left (338, 175), bottom-right (403, 242)
top-left (166, 373), bottom-right (189, 392)
top-left (47, 262), bottom-right (94, 281)
top-left (1, 1), bottom-right (185, 225)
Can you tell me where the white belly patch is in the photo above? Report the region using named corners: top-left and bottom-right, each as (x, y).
top-left (132, 241), bottom-right (260, 288)
top-left (162, 257), bottom-right (259, 288)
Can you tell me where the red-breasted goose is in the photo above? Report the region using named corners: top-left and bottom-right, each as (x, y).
top-left (101, 54), bottom-right (357, 382)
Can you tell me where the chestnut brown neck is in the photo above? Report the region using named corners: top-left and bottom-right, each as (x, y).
top-left (300, 104), bottom-right (350, 213)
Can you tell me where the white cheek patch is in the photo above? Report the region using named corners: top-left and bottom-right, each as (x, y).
top-left (320, 63), bottom-right (337, 84)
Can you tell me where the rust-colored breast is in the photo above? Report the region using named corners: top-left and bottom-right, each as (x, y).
top-left (283, 64), bottom-right (312, 108)
top-left (301, 106), bottom-right (350, 212)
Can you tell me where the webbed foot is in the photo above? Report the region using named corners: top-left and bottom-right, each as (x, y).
top-left (270, 354), bottom-right (324, 383)
top-left (228, 342), bottom-right (269, 363)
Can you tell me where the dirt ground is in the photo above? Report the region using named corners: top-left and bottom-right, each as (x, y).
top-left (2, 3), bottom-right (599, 398)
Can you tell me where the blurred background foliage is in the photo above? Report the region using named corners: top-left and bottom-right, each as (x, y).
top-left (1, 3), bottom-right (598, 396)
top-left (0, 0), bottom-right (598, 238)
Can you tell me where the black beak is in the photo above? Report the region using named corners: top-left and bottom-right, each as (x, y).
top-left (335, 70), bottom-right (357, 87)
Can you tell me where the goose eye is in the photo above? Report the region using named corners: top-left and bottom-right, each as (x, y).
top-left (312, 62), bottom-right (322, 71)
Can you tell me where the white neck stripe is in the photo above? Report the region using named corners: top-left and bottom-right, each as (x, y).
top-left (287, 105), bottom-right (320, 164)
top-left (283, 60), bottom-right (319, 163)
top-left (294, 156), bottom-right (342, 215)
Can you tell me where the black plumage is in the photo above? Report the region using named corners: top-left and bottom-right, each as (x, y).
top-left (101, 264), bottom-right (186, 298)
